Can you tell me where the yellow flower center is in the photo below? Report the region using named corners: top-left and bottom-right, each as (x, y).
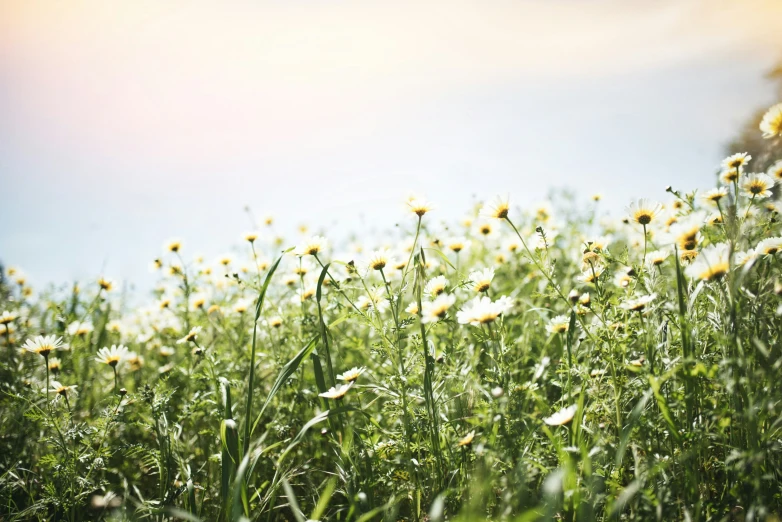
top-left (634, 211), bottom-right (653, 225)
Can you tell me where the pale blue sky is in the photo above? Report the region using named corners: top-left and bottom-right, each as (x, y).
top-left (1, 1), bottom-right (781, 291)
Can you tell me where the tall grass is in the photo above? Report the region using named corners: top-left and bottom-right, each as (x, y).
top-left (2, 121), bottom-right (782, 520)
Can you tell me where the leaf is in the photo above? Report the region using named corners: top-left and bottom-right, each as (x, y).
top-left (316, 263), bottom-right (336, 386)
top-left (428, 492), bottom-right (446, 522)
top-left (277, 407), bottom-right (364, 464)
top-left (615, 390), bottom-right (652, 467)
top-left (250, 336), bottom-right (319, 437)
top-left (310, 477), bottom-right (338, 521)
top-left (164, 507), bottom-right (202, 522)
top-left (281, 476), bottom-right (306, 522)
top-left (649, 376), bottom-right (681, 443)
top-left (609, 479), bottom-right (641, 519)
top-left (243, 249), bottom-right (289, 455)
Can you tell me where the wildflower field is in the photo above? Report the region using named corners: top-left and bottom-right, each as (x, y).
top-left (2, 104), bottom-right (782, 522)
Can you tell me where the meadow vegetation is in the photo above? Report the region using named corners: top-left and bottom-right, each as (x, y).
top-left (2, 103), bottom-right (782, 521)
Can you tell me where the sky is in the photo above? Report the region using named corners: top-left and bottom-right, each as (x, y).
top-left (1, 0), bottom-right (781, 292)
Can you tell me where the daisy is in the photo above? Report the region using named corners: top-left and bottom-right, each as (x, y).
top-left (670, 215), bottom-right (703, 252)
top-left (741, 173), bottom-right (775, 199)
top-left (705, 212), bottom-right (723, 226)
top-left (106, 320), bottom-right (124, 335)
top-left (468, 268), bottom-right (495, 293)
top-left (582, 251), bottom-right (601, 268)
top-left (721, 168), bottom-right (741, 185)
top-left (0, 311), bottom-right (16, 325)
top-left (685, 243), bottom-right (730, 281)
top-left (721, 152), bottom-right (751, 172)
top-left (760, 102), bottom-right (782, 139)
top-left (1, 322), bottom-right (16, 338)
top-left (424, 276), bottom-right (448, 298)
top-left (457, 430), bottom-right (476, 447)
top-left (543, 404), bottom-right (577, 426)
top-left (447, 237), bottom-right (470, 253)
top-left (337, 367), bottom-right (366, 382)
top-left (621, 293), bottom-right (657, 312)
top-left (766, 201), bottom-right (782, 214)
top-left (546, 315), bottom-right (570, 334)
top-left (319, 382), bottom-right (354, 400)
top-left (22, 335), bottom-right (65, 358)
top-left (49, 381), bottom-right (78, 400)
top-left (405, 302), bottom-right (420, 315)
top-left (366, 249), bottom-right (392, 271)
top-left (48, 357), bottom-right (62, 374)
top-left (767, 160), bottom-right (782, 180)
top-left (627, 199), bottom-right (663, 226)
top-left (392, 259), bottom-right (407, 271)
top-left (456, 295), bottom-right (513, 326)
top-left (293, 263), bottom-right (312, 278)
top-left (293, 286), bottom-right (316, 303)
top-left (68, 321), bottom-right (94, 337)
top-left (244, 232), bottom-right (258, 243)
top-left (407, 196), bottom-right (434, 217)
top-left (614, 269), bottom-right (632, 289)
top-left (578, 264), bottom-right (605, 284)
top-left (503, 238), bottom-right (521, 253)
top-left (477, 222), bottom-right (493, 236)
top-left (295, 236), bottom-right (328, 257)
top-left (268, 316), bottom-right (283, 328)
top-left (356, 289), bottom-right (389, 313)
top-left (95, 345), bottom-right (129, 367)
top-left (166, 238), bottom-right (183, 253)
top-left (176, 326), bottom-right (202, 344)
top-left (536, 204), bottom-right (551, 223)
top-left (98, 277), bottom-right (114, 292)
top-left (755, 237), bottom-right (782, 257)
top-left (680, 249), bottom-right (698, 265)
top-left (735, 249), bottom-right (758, 267)
top-left (127, 353), bottom-right (144, 371)
top-left (587, 236), bottom-right (612, 252)
top-left (190, 294), bottom-right (208, 310)
top-left (647, 249), bottom-right (670, 267)
top-left (480, 196), bottom-right (510, 219)
top-left (421, 294), bottom-right (457, 324)
top-left (701, 187), bottom-right (728, 206)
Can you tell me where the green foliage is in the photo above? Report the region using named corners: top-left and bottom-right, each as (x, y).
top-left (2, 127), bottom-right (782, 521)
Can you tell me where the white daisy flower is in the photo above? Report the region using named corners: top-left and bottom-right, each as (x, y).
top-left (424, 276), bottom-right (448, 298)
top-left (468, 268), bottom-right (495, 293)
top-left (319, 382), bottom-right (354, 400)
top-left (543, 404), bottom-right (578, 426)
top-left (295, 236), bottom-right (328, 257)
top-left (421, 294), bottom-right (457, 324)
top-left (456, 296), bottom-right (513, 326)
top-left (685, 243), bottom-right (730, 281)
